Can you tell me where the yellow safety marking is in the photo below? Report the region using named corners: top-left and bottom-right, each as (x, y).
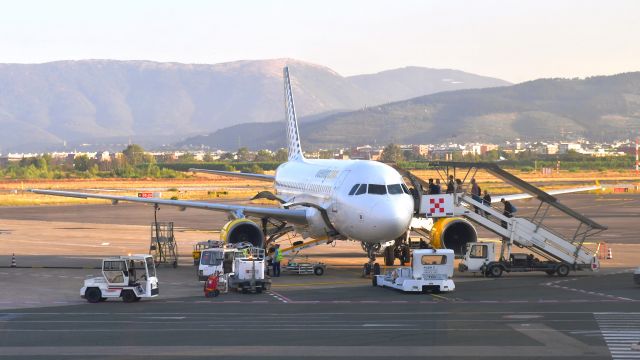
top-left (430, 293), bottom-right (451, 302)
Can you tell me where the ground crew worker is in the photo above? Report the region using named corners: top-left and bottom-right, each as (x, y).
top-left (272, 244), bottom-right (282, 277)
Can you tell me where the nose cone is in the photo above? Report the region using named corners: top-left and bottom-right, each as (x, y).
top-left (367, 196), bottom-right (414, 241)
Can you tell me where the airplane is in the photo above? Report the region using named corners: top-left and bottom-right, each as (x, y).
top-left (32, 67), bottom-right (599, 276)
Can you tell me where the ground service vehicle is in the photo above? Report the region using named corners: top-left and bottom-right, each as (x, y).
top-left (459, 242), bottom-right (573, 277)
top-left (373, 249), bottom-right (455, 293)
top-left (228, 247), bottom-right (271, 293)
top-left (192, 240), bottom-right (224, 265)
top-left (198, 247), bottom-right (241, 281)
top-left (81, 255), bottom-right (159, 303)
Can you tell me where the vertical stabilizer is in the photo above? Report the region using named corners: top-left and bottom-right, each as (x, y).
top-left (283, 66), bottom-right (304, 161)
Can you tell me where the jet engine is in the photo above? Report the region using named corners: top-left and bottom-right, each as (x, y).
top-left (430, 217), bottom-right (477, 255)
top-left (219, 218), bottom-right (265, 248)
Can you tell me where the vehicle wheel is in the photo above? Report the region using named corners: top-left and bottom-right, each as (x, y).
top-left (489, 265), bottom-right (503, 278)
top-left (363, 263), bottom-right (371, 277)
top-left (264, 283), bottom-right (271, 291)
top-left (133, 296), bottom-right (141, 302)
top-left (85, 288), bottom-right (102, 303)
top-left (213, 289), bottom-right (220, 297)
top-left (121, 290), bottom-right (137, 303)
top-left (373, 263), bottom-right (381, 276)
top-left (384, 246), bottom-right (395, 266)
top-left (313, 266), bottom-right (324, 276)
top-left (556, 264), bottom-right (570, 277)
top-left (255, 287), bottom-right (263, 294)
top-left (172, 261), bottom-right (178, 268)
top-left (372, 275), bottom-right (378, 287)
top-left (545, 270), bottom-right (555, 276)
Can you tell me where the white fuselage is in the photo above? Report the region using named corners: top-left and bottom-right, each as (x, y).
top-left (274, 159), bottom-right (414, 244)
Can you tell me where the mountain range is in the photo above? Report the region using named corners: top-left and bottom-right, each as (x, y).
top-left (184, 72), bottom-right (640, 150)
top-left (0, 59), bottom-right (510, 152)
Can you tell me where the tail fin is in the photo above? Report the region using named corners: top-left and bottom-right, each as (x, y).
top-left (283, 66), bottom-right (304, 162)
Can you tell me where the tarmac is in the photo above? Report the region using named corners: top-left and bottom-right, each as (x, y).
top-left (0, 193), bottom-right (639, 359)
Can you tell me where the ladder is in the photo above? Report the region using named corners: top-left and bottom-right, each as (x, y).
top-left (457, 194), bottom-right (598, 269)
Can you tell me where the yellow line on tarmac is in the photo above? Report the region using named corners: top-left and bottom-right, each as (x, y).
top-left (272, 280), bottom-right (367, 288)
top-left (430, 293), bottom-right (451, 302)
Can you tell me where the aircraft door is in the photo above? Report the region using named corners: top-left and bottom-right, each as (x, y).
top-left (102, 260), bottom-right (128, 285)
top-left (331, 170), bottom-right (351, 212)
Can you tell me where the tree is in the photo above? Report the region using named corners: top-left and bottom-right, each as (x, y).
top-left (254, 150), bottom-right (273, 162)
top-left (73, 155), bottom-right (91, 172)
top-left (274, 148), bottom-right (288, 162)
top-left (236, 147), bottom-right (253, 162)
top-left (203, 152), bottom-right (215, 162)
top-left (122, 144), bottom-right (153, 166)
top-left (178, 152), bottom-right (196, 162)
top-left (380, 144), bottom-right (404, 163)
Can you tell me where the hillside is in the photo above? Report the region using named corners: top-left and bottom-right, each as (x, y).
top-left (0, 59), bottom-right (509, 151)
top-left (185, 72), bottom-right (640, 150)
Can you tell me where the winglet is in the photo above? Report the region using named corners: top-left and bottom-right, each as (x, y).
top-left (283, 66), bottom-right (304, 162)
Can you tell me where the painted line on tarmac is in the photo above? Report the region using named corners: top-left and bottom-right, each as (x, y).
top-left (267, 290), bottom-right (292, 303)
top-left (543, 278), bottom-right (634, 302)
top-left (272, 280), bottom-right (367, 288)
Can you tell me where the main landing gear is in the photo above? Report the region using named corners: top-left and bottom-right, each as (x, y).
top-left (362, 243), bottom-right (381, 277)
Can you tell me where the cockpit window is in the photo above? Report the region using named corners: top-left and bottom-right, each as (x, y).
top-left (387, 184), bottom-right (403, 195)
top-left (368, 184), bottom-right (387, 195)
top-left (348, 184), bottom-right (360, 195)
top-left (401, 183), bottom-right (410, 194)
top-left (355, 184), bottom-right (367, 195)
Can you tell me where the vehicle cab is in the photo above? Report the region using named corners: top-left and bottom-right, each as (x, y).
top-left (459, 242), bottom-right (496, 273)
top-left (198, 247), bottom-right (240, 281)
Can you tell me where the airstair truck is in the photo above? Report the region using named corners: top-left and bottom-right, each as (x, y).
top-left (373, 249), bottom-right (455, 293)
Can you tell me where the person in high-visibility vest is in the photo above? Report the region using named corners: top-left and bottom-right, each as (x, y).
top-left (272, 244), bottom-right (283, 277)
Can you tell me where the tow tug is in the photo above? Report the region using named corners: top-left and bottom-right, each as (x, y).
top-left (373, 249), bottom-right (455, 293)
top-left (81, 255), bottom-right (159, 303)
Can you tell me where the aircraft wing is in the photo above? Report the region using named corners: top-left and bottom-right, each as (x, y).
top-left (491, 185), bottom-right (599, 203)
top-left (30, 189), bottom-right (307, 224)
top-left (189, 168), bottom-right (275, 182)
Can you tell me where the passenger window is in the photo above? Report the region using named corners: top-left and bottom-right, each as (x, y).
top-left (348, 184), bottom-right (360, 195)
top-left (355, 184), bottom-right (367, 195)
top-left (421, 255), bottom-right (447, 265)
top-left (368, 184), bottom-right (387, 195)
top-left (387, 184), bottom-right (403, 195)
top-left (469, 245), bottom-right (487, 259)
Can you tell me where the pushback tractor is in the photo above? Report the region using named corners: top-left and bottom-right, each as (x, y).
top-left (373, 249), bottom-right (455, 293)
top-left (81, 255), bottom-right (159, 303)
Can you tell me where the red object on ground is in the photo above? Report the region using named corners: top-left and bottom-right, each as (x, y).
top-left (204, 274), bottom-right (221, 297)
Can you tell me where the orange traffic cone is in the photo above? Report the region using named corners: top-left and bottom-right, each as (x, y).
top-left (606, 248), bottom-right (613, 260)
top-left (10, 253), bottom-right (16, 268)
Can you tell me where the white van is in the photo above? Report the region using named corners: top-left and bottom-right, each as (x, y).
top-left (198, 247), bottom-right (240, 281)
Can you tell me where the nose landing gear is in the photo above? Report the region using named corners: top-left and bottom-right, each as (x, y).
top-left (362, 243), bottom-right (381, 277)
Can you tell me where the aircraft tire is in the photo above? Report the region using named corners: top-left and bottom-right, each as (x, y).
top-left (384, 247), bottom-right (395, 266)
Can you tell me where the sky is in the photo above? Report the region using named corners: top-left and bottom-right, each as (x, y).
top-left (0, 0), bottom-right (638, 83)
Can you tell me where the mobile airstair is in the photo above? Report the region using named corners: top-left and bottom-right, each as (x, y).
top-left (400, 162), bottom-right (607, 271)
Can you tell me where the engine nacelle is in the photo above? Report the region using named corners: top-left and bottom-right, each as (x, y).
top-left (430, 217), bottom-right (477, 255)
top-left (219, 218), bottom-right (265, 248)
